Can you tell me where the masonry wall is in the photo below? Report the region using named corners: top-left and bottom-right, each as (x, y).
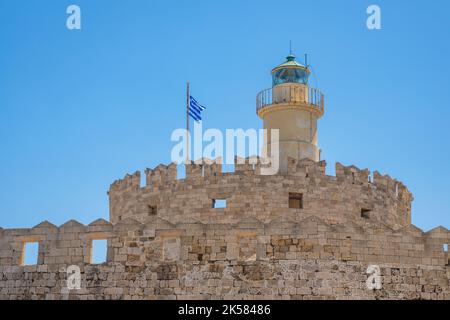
top-left (0, 215), bottom-right (448, 300)
top-left (109, 157), bottom-right (413, 229)
top-left (0, 158), bottom-right (447, 300)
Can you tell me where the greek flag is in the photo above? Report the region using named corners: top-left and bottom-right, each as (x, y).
top-left (189, 95), bottom-right (206, 122)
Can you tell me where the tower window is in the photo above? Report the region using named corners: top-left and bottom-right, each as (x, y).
top-left (289, 193), bottom-right (303, 209)
top-left (90, 239), bottom-right (107, 264)
top-left (212, 199), bottom-right (227, 209)
top-left (22, 242), bottom-right (39, 266)
top-left (148, 205), bottom-right (157, 215)
top-left (361, 209), bottom-right (371, 219)
top-left (444, 244), bottom-right (449, 253)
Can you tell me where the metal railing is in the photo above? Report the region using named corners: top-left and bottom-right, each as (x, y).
top-left (256, 85), bottom-right (324, 114)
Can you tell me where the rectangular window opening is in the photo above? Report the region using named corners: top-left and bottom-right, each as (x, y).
top-left (91, 239), bottom-right (108, 264)
top-left (289, 193), bottom-right (303, 209)
top-left (212, 199), bottom-right (227, 209)
top-left (22, 242), bottom-right (39, 266)
top-left (444, 243), bottom-right (449, 253)
top-left (148, 204), bottom-right (157, 215)
top-left (361, 209), bottom-right (371, 219)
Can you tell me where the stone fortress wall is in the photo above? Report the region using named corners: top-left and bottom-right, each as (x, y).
top-left (0, 157), bottom-right (449, 299)
top-left (109, 157), bottom-right (413, 229)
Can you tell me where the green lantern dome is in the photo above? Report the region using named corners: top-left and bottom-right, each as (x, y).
top-left (271, 54), bottom-right (310, 86)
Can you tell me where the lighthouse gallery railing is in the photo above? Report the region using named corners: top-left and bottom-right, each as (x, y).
top-left (256, 85), bottom-right (324, 114)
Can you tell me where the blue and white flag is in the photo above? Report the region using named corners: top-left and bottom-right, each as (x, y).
top-left (189, 95), bottom-right (206, 122)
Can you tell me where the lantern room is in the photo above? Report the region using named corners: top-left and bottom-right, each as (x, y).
top-left (271, 54), bottom-right (310, 86)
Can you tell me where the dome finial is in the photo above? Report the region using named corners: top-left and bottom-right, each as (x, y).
top-left (287, 40), bottom-right (295, 61)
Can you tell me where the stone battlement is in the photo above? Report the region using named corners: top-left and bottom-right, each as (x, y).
top-left (108, 157), bottom-right (413, 229)
top-left (1, 216), bottom-right (448, 267)
top-left (0, 215), bottom-right (448, 299)
top-left (0, 157), bottom-right (447, 300)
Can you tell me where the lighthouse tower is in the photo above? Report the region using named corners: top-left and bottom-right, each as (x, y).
top-left (256, 53), bottom-right (324, 173)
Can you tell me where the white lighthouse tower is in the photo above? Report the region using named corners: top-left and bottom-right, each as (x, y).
top-left (256, 53), bottom-right (324, 173)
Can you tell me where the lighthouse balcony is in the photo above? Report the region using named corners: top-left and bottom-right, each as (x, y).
top-left (256, 85), bottom-right (324, 118)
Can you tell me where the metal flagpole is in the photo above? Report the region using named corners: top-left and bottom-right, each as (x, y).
top-left (186, 81), bottom-right (190, 164)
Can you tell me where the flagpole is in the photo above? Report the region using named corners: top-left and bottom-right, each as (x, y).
top-left (186, 81), bottom-right (190, 164)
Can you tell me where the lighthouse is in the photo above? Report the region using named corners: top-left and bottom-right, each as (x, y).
top-left (256, 53), bottom-right (324, 173)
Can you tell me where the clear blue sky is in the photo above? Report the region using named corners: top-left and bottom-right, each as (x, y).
top-left (1, 0), bottom-right (449, 233)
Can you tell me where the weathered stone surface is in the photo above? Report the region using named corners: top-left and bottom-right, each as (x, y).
top-left (0, 158), bottom-right (448, 300)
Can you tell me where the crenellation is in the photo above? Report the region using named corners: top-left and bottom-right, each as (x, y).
top-left (288, 157), bottom-right (327, 177)
top-left (202, 157), bottom-right (223, 178)
top-left (424, 226), bottom-right (450, 260)
top-left (58, 220), bottom-right (87, 234)
top-left (155, 164), bottom-right (176, 186)
top-left (32, 221), bottom-right (58, 231)
top-left (185, 161), bottom-right (203, 179)
top-left (88, 218), bottom-right (113, 232)
top-left (151, 167), bottom-right (164, 187)
top-left (110, 171), bottom-right (141, 193)
top-left (234, 156), bottom-right (260, 175)
top-left (336, 163), bottom-right (370, 185)
top-left (144, 167), bottom-right (154, 187)
top-left (373, 171), bottom-right (398, 195)
top-left (129, 171), bottom-right (141, 189)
